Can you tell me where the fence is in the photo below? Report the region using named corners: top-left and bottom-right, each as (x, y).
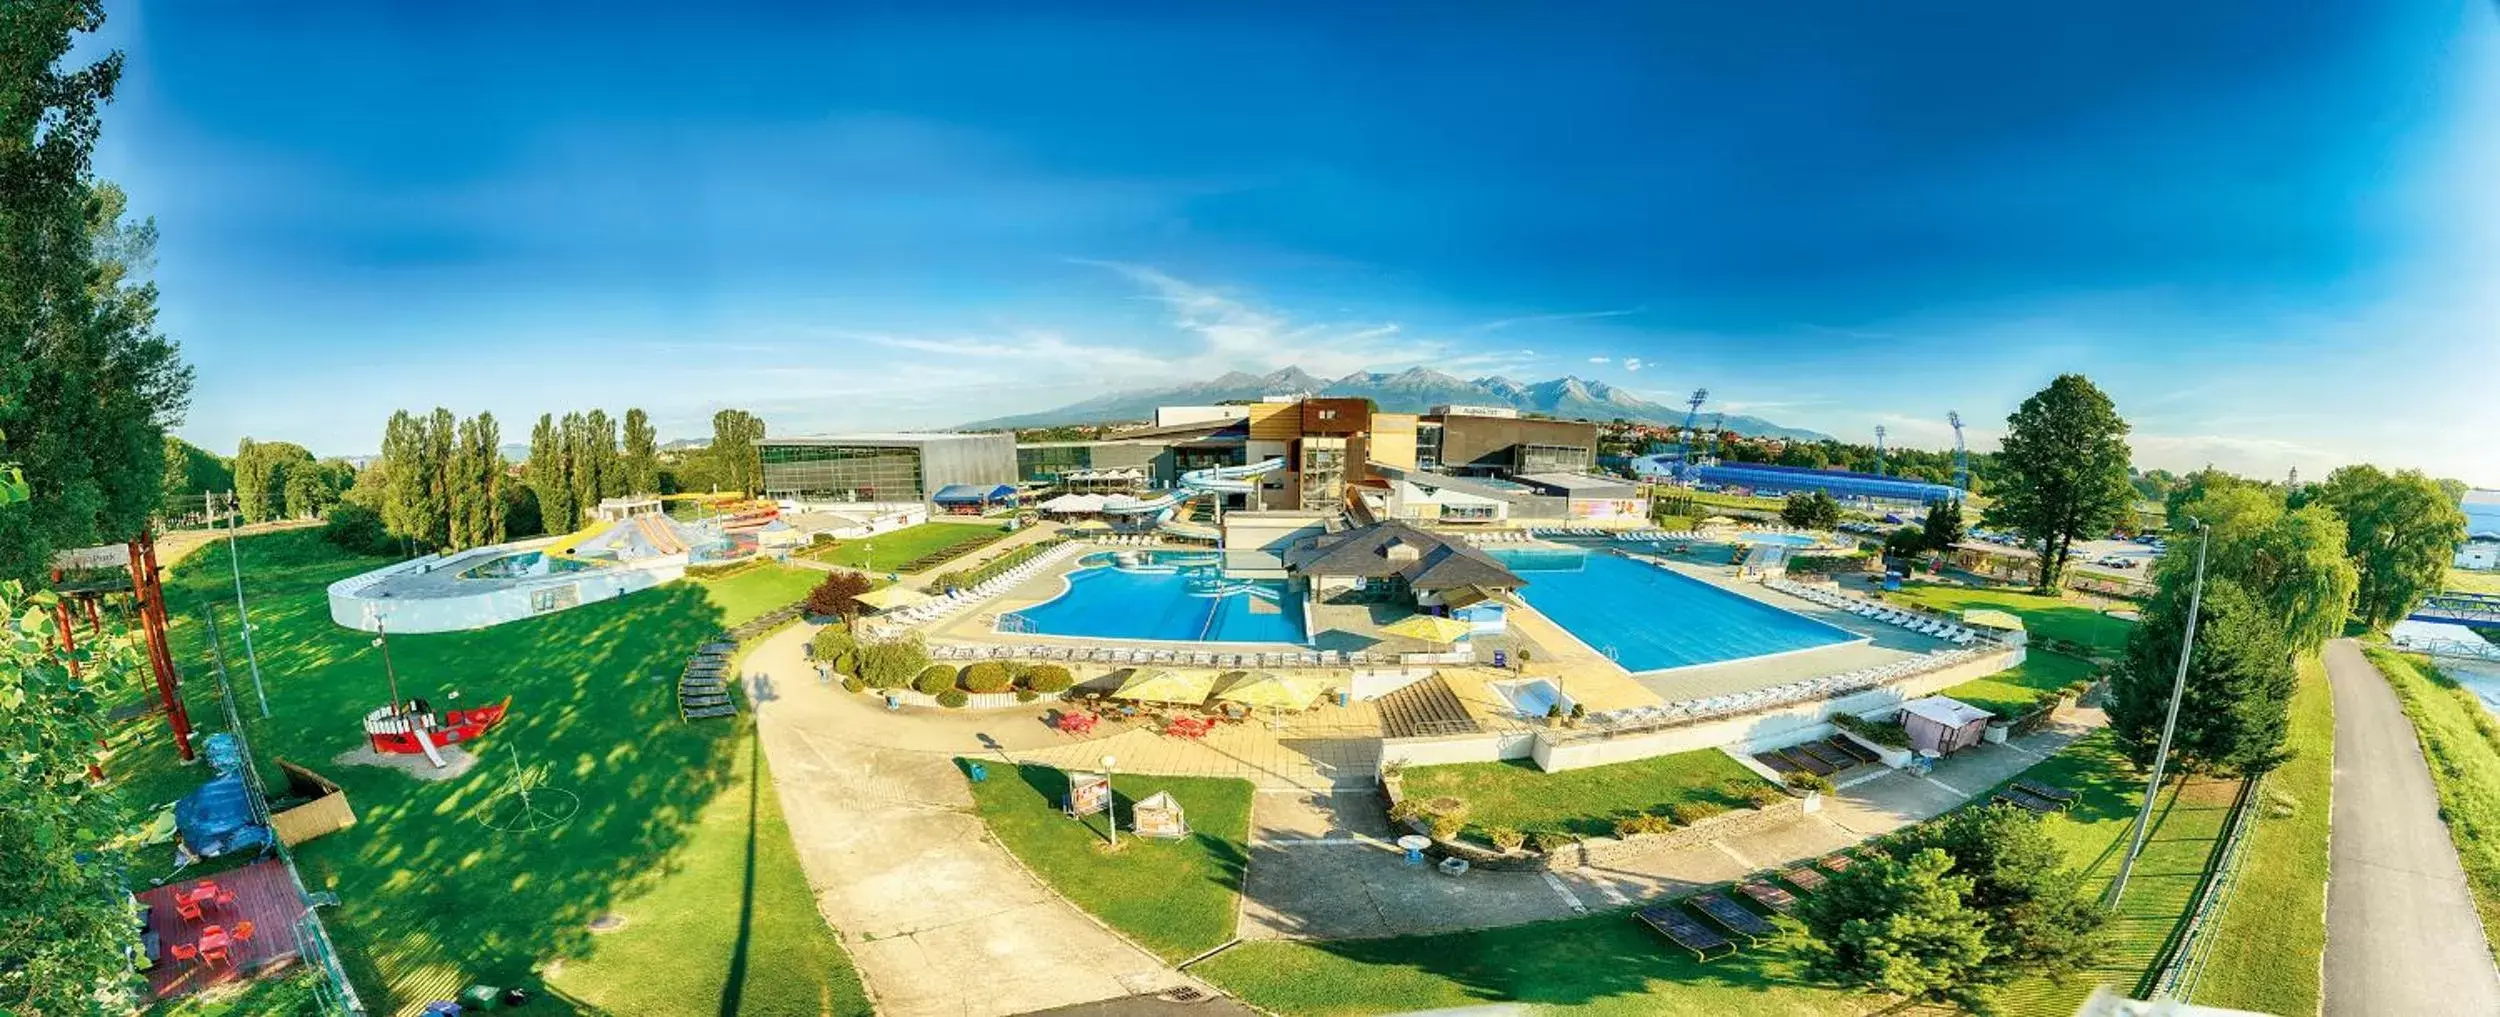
top-left (201, 608), bottom-right (367, 1016)
top-left (2147, 771), bottom-right (2266, 1001)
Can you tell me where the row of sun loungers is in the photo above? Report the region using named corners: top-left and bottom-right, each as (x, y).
top-left (1081, 534), bottom-right (1162, 546)
top-left (1753, 735), bottom-right (1879, 776)
top-left (1572, 648), bottom-right (1985, 732)
top-left (876, 544), bottom-right (1090, 628)
top-left (1458, 530), bottom-right (1536, 544)
top-left (1994, 778), bottom-right (2080, 815)
top-left (926, 643), bottom-right (1394, 668)
top-left (1766, 578), bottom-right (1985, 645)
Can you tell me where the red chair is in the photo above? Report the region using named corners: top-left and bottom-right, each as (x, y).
top-left (212, 889), bottom-right (236, 909)
top-left (167, 943), bottom-right (198, 964)
top-left (172, 895), bottom-right (203, 923)
top-left (232, 921), bottom-right (256, 944)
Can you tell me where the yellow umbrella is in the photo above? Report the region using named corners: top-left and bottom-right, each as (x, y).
top-left (1068, 519), bottom-right (1113, 531)
top-left (1961, 609), bottom-right (2025, 632)
top-left (855, 586), bottom-right (935, 612)
top-left (1381, 614), bottom-right (1474, 646)
top-left (1216, 672), bottom-right (1327, 712)
top-left (1113, 668), bottom-right (1217, 705)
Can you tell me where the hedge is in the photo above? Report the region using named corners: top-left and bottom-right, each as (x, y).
top-left (1021, 664), bottom-right (1075, 693)
top-left (960, 661), bottom-right (1013, 694)
top-left (914, 665), bottom-right (957, 696)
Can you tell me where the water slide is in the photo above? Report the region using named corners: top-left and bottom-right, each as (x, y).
top-left (1098, 458), bottom-right (1287, 538)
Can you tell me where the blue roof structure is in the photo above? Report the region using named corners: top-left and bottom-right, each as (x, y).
top-left (932, 483), bottom-right (1018, 504)
top-left (1684, 462), bottom-right (1963, 505)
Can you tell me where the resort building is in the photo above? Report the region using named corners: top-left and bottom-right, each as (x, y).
top-left (1513, 472), bottom-right (1644, 521)
top-left (1420, 408), bottom-right (1599, 477)
top-left (759, 432), bottom-right (1018, 510)
top-left (1671, 461), bottom-right (1964, 506)
top-left (2458, 534), bottom-right (2500, 571)
top-left (1283, 519), bottom-right (1526, 608)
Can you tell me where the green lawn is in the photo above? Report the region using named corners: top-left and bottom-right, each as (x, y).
top-left (1397, 751), bottom-right (1774, 841)
top-left (146, 971), bottom-right (323, 1016)
top-left (2364, 648), bottom-right (2500, 963)
top-left (1937, 650), bottom-right (2096, 717)
top-left (546, 735), bottom-right (871, 1015)
top-left (2450, 568), bottom-right (2500, 595)
top-left (1885, 582), bottom-right (2135, 655)
top-left (963, 761), bottom-right (1251, 960)
top-left (109, 530), bottom-right (862, 1015)
top-left (1194, 915), bottom-right (1861, 1017)
top-left (2192, 654), bottom-right (2332, 1014)
top-left (696, 562), bottom-right (822, 628)
top-left (801, 522), bottom-right (1007, 573)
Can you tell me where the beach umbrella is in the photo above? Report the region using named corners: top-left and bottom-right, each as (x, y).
top-left (1113, 668), bottom-right (1217, 705)
top-left (1381, 614), bottom-right (1474, 650)
top-left (1216, 672), bottom-right (1327, 712)
top-left (1960, 609), bottom-right (2024, 632)
top-left (854, 586), bottom-right (935, 612)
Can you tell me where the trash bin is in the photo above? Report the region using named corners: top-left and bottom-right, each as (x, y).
top-left (1336, 690), bottom-right (1351, 708)
top-left (966, 761), bottom-right (988, 783)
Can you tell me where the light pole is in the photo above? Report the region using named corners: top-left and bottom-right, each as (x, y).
top-left (222, 491), bottom-right (271, 717)
top-left (2106, 517), bottom-right (2209, 908)
top-left (1101, 754), bottom-right (1118, 847)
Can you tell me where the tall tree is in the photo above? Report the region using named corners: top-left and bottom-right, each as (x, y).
top-left (378, 411), bottom-right (428, 546)
top-left (1921, 497), bottom-right (1965, 552)
top-left (0, 579), bottom-right (146, 1014)
top-left (1781, 490), bottom-right (1841, 529)
top-left (2312, 465), bottom-right (2469, 629)
top-left (158, 436), bottom-right (231, 522)
top-left (528, 413), bottom-right (574, 534)
top-left (1796, 848), bottom-right (1994, 1010)
top-left (231, 438), bottom-right (313, 522)
top-left (422, 407), bottom-right (456, 548)
top-left (2164, 484), bottom-right (2356, 653)
top-left (1881, 805), bottom-right (2107, 979)
top-left (585, 408), bottom-right (621, 502)
top-left (2107, 577), bottom-right (2297, 777)
top-left (559, 411), bottom-right (592, 526)
top-left (1983, 375), bottom-right (2133, 592)
top-left (622, 407), bottom-right (659, 496)
top-left (448, 416), bottom-right (483, 549)
top-left (0, 4), bottom-right (194, 585)
top-left (708, 409), bottom-right (766, 496)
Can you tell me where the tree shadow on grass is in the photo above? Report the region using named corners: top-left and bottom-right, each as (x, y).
top-left (1271, 911), bottom-right (1837, 1012)
top-left (138, 530), bottom-right (753, 1014)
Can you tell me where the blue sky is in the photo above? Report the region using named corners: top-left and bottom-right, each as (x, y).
top-left (94, 1), bottom-right (2500, 483)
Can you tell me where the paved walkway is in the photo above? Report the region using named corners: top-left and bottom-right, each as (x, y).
top-left (1239, 710), bottom-right (2103, 939)
top-left (2322, 639), bottom-right (2500, 1016)
top-left (746, 625), bottom-right (1203, 1017)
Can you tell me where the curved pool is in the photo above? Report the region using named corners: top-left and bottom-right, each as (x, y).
top-left (1002, 551), bottom-right (1306, 644)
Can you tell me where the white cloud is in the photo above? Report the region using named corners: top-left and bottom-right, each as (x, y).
top-left (1623, 357), bottom-right (1645, 373)
top-left (1476, 308), bottom-right (1644, 332)
top-left (1587, 356), bottom-right (1611, 364)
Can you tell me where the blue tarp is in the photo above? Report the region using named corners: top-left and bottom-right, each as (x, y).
top-left (174, 773), bottom-right (272, 863)
top-left (932, 483), bottom-right (1017, 504)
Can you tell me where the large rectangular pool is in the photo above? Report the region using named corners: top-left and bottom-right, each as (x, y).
top-left (1491, 548), bottom-right (1861, 672)
top-left (1001, 551), bottom-right (1306, 644)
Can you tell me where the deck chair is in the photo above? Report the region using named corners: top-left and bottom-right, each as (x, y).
top-left (1635, 905), bottom-right (1735, 961)
top-left (1780, 866), bottom-right (1828, 892)
top-left (1687, 892), bottom-right (1778, 941)
top-left (1737, 879), bottom-right (1798, 915)
top-left (2013, 779), bottom-right (2079, 805)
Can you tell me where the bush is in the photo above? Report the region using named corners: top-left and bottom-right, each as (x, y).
top-left (805, 571), bottom-right (876, 618)
top-left (840, 676), bottom-right (866, 694)
top-left (1022, 664), bottom-right (1075, 693)
top-left (1527, 830), bottom-right (1578, 854)
top-left (830, 650), bottom-right (859, 678)
top-left (1834, 712), bottom-right (1913, 748)
top-left (1744, 785), bottom-right (1789, 809)
top-left (960, 661), bottom-right (1013, 694)
top-left (1386, 799), bottom-right (1428, 826)
top-left (1669, 801), bottom-right (1729, 826)
top-left (858, 635), bottom-right (930, 689)
top-left (1614, 813), bottom-right (1674, 837)
top-left (936, 689), bottom-right (969, 708)
top-left (913, 665), bottom-right (956, 696)
top-left (1427, 812), bottom-right (1465, 841)
top-left (809, 625), bottom-right (856, 662)
top-left (321, 503), bottom-right (399, 556)
top-left (1015, 689), bottom-right (1040, 703)
top-left (1786, 771), bottom-right (1837, 795)
top-left (1487, 827), bottom-right (1526, 852)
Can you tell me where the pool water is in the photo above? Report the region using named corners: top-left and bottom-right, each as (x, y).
top-left (1491, 548), bottom-right (1860, 672)
top-left (459, 551), bottom-right (593, 580)
top-left (1492, 677), bottom-right (1572, 718)
top-left (1003, 551), bottom-right (1305, 644)
top-left (1730, 532), bottom-right (1818, 547)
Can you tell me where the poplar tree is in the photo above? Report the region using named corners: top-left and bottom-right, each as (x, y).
top-left (622, 408), bottom-right (658, 496)
top-left (528, 413), bottom-right (573, 534)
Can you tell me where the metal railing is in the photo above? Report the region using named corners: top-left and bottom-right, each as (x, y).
top-left (2149, 770), bottom-right (2266, 1002)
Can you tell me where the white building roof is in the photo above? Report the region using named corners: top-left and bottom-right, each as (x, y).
top-left (1900, 696), bottom-right (1994, 728)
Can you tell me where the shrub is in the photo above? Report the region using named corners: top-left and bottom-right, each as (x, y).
top-left (1669, 801), bottom-right (1729, 826)
top-left (1527, 830), bottom-right (1578, 854)
top-left (805, 571), bottom-right (876, 619)
top-left (840, 676), bottom-right (866, 694)
top-left (1015, 689), bottom-right (1040, 703)
top-left (1786, 771), bottom-right (1837, 795)
top-left (1744, 785), bottom-right (1789, 809)
top-left (830, 650), bottom-right (859, 678)
top-left (1427, 813), bottom-right (1465, 841)
top-left (1022, 664), bottom-right (1075, 693)
top-left (1487, 827), bottom-right (1526, 852)
top-left (1833, 712), bottom-right (1912, 748)
top-left (809, 625), bottom-right (856, 662)
top-left (1614, 813), bottom-right (1673, 837)
top-left (1386, 799), bottom-right (1428, 826)
top-left (960, 661), bottom-right (1013, 694)
top-left (936, 689), bottom-right (969, 708)
top-left (321, 503), bottom-right (399, 556)
top-left (858, 635), bottom-right (930, 689)
top-left (914, 665), bottom-right (956, 696)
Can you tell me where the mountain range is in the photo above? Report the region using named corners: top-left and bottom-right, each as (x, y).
top-left (960, 366), bottom-right (1832, 440)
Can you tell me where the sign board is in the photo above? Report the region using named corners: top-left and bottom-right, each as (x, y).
top-left (1065, 772), bottom-right (1109, 817)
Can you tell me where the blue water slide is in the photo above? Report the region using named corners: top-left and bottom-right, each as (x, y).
top-left (1099, 458), bottom-right (1287, 520)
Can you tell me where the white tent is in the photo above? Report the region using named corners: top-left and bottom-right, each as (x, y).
top-left (1040, 493), bottom-right (1109, 514)
top-left (1899, 696), bottom-right (1994, 756)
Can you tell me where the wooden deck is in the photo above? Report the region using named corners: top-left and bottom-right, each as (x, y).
top-left (140, 858), bottom-right (311, 1001)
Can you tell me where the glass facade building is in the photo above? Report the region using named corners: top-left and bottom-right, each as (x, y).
top-left (760, 433), bottom-right (1018, 506)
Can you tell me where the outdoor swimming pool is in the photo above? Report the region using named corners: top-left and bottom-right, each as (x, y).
top-left (1491, 548), bottom-right (1861, 672)
top-left (1491, 677), bottom-right (1574, 719)
top-left (1730, 532), bottom-right (1819, 547)
top-left (1002, 551), bottom-right (1306, 644)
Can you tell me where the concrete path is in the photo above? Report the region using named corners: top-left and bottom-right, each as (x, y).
top-left (746, 625), bottom-right (1203, 1017)
top-left (2322, 639), bottom-right (2500, 1017)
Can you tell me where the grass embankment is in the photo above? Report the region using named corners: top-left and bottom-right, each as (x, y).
top-left (1884, 582), bottom-right (2133, 656)
top-left (1396, 751), bottom-right (1774, 841)
top-left (2364, 648), bottom-right (2500, 962)
top-left (801, 521), bottom-right (1008, 573)
top-left (963, 762), bottom-right (1251, 961)
top-left (1199, 730), bottom-right (2232, 1016)
top-left (2192, 654), bottom-right (2332, 1014)
top-left (695, 561), bottom-right (824, 628)
top-left (112, 531), bottom-right (862, 1015)
top-left (1938, 651), bottom-right (2096, 718)
top-left (2448, 568), bottom-right (2500, 595)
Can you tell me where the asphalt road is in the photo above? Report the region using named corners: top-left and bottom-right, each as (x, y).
top-left (2322, 639), bottom-right (2500, 1016)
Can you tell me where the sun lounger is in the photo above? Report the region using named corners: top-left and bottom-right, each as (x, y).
top-left (1635, 905), bottom-right (1735, 961)
top-left (1752, 751), bottom-right (1804, 774)
top-left (1780, 866), bottom-right (1828, 892)
top-left (1993, 790), bottom-right (2058, 815)
top-left (1737, 879), bottom-right (1798, 915)
top-left (1818, 853), bottom-right (1854, 873)
top-left (1687, 892), bottom-right (1778, 941)
top-left (1796, 740), bottom-right (1856, 770)
top-left (2013, 779), bottom-right (2078, 805)
top-left (1781, 749), bottom-right (1837, 776)
top-left (1823, 735), bottom-right (1879, 764)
